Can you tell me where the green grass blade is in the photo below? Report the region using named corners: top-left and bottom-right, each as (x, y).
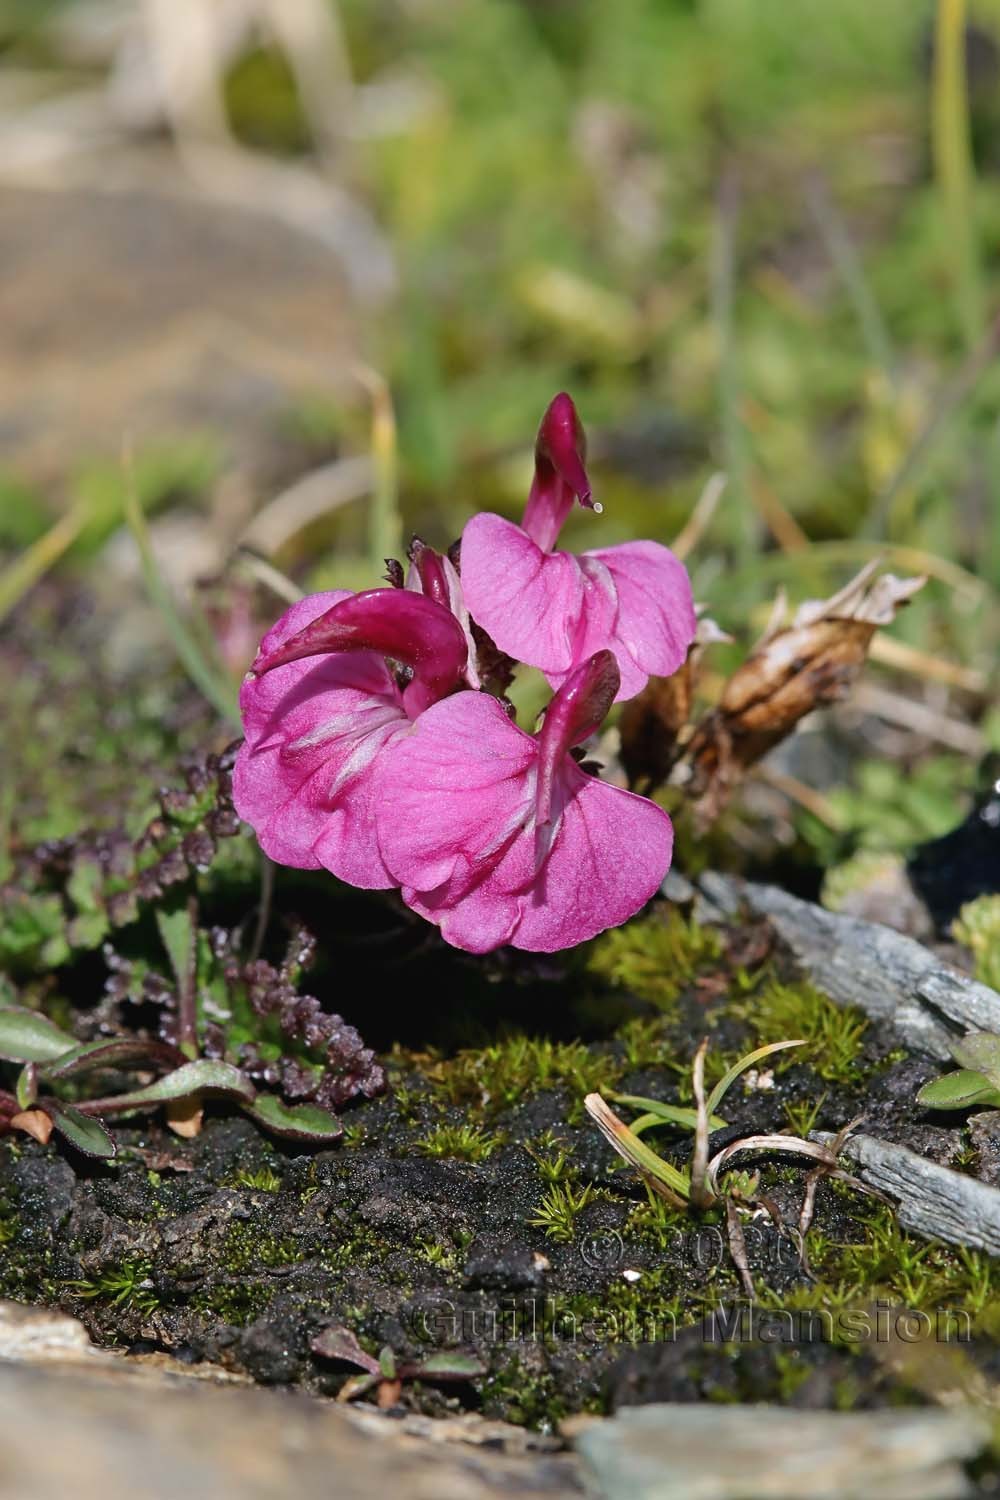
top-left (932, 0), bottom-right (984, 351)
top-left (122, 459), bottom-right (240, 726)
top-left (705, 1040), bottom-right (806, 1120)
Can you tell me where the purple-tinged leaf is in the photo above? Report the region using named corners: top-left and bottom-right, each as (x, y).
top-left (46, 1103), bottom-right (117, 1159)
top-left (244, 1096), bottom-right (342, 1142)
top-left (40, 1037), bottom-right (185, 1082)
top-left (311, 1325), bottom-right (381, 1376)
top-left (79, 1060), bottom-right (256, 1116)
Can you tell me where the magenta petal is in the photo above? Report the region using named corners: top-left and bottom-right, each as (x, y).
top-left (522, 393), bottom-right (595, 550)
top-left (513, 764), bottom-right (673, 952)
top-left (374, 692), bottom-right (539, 952)
top-left (375, 692), bottom-right (536, 899)
top-left (461, 513), bottom-right (597, 674)
top-left (251, 587), bottom-right (468, 714)
top-left (585, 540), bottom-right (697, 691)
top-left (234, 591), bottom-right (407, 888)
top-left (375, 689), bottom-right (672, 954)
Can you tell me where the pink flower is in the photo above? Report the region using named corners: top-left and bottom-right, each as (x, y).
top-left (460, 393), bottom-right (697, 702)
top-left (374, 649), bottom-right (673, 953)
top-left (233, 587), bottom-right (468, 889)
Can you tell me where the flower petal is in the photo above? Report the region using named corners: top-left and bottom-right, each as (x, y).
top-left (375, 691), bottom-right (536, 903)
top-left (375, 690), bottom-right (672, 953)
top-left (461, 513), bottom-right (612, 675)
top-left (234, 591), bottom-right (406, 887)
top-left (512, 763), bottom-right (673, 951)
top-left (584, 540), bottom-right (697, 692)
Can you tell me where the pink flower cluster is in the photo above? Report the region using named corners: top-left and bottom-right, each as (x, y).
top-left (234, 395), bottom-right (697, 954)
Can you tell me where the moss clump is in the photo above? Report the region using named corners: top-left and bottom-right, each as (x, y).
top-left (430, 1036), bottom-right (616, 1118)
top-left (587, 910), bottom-right (723, 1012)
top-left (953, 896), bottom-right (1000, 991)
top-left (230, 1166), bottom-right (282, 1193)
top-left (528, 1182), bottom-right (596, 1243)
top-left (190, 1281), bottom-right (275, 1328)
top-left (220, 1222), bottom-right (305, 1273)
top-left (67, 1261), bottom-right (160, 1317)
top-left (412, 1122), bottom-right (504, 1163)
top-left (734, 977), bottom-right (867, 1084)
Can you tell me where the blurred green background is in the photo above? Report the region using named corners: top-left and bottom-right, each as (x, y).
top-left (0, 0), bottom-right (998, 866)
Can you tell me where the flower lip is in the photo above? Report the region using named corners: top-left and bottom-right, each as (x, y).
top-left (535, 648), bottom-right (620, 830)
top-left (248, 587), bottom-right (468, 714)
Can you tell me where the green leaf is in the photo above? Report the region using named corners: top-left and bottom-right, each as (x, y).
top-left (607, 1091), bottom-right (727, 1132)
top-left (0, 1006), bottom-right (76, 1063)
top-left (90, 1060), bottom-right (256, 1115)
top-left (156, 904), bottom-right (196, 994)
top-left (47, 1103), bottom-right (117, 1159)
top-left (123, 466), bottom-right (239, 725)
top-left (584, 1094), bottom-right (691, 1204)
top-left (66, 855), bottom-right (104, 916)
top-left (15, 1064), bottom-right (37, 1110)
top-left (412, 1352), bottom-right (486, 1380)
top-left (917, 1069), bottom-right (1000, 1111)
top-left (243, 1095), bottom-right (343, 1142)
top-left (705, 1039), bottom-right (807, 1119)
top-left (951, 1034), bottom-right (1000, 1087)
top-left (40, 1037), bottom-right (184, 1082)
top-left (378, 1346), bottom-right (398, 1380)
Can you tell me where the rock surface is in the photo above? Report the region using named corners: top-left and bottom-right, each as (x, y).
top-left (0, 1302), bottom-right (579, 1500)
top-left (572, 1403), bottom-right (991, 1500)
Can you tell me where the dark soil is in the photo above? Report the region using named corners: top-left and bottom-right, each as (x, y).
top-left (4, 900), bottom-right (995, 1434)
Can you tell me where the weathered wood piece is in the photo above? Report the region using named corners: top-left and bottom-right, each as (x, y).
top-left (815, 1130), bottom-right (1000, 1255)
top-left (698, 874), bottom-right (1000, 1059)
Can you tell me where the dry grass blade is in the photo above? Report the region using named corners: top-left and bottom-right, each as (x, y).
top-left (724, 1197), bottom-right (755, 1298)
top-left (583, 1093), bottom-right (690, 1208)
top-left (239, 457), bottom-right (374, 556)
top-left (671, 471), bottom-right (727, 560)
top-left (690, 1039), bottom-right (713, 1210)
top-left (706, 1134), bottom-right (842, 1200)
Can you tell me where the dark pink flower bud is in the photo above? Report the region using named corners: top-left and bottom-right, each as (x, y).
top-left (522, 392), bottom-right (598, 552)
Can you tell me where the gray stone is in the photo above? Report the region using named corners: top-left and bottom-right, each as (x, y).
top-left (571, 1402), bottom-right (990, 1500)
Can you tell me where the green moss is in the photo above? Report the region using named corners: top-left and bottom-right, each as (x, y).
top-left (190, 1280), bottom-right (275, 1328)
top-left (431, 1036), bottom-right (616, 1119)
top-left (523, 1131), bottom-right (574, 1184)
top-left (220, 1223), bottom-right (305, 1273)
top-left (230, 1166), bottom-right (282, 1193)
top-left (587, 911), bottom-right (723, 1013)
top-left (528, 1182), bottom-right (596, 1243)
top-left (482, 1356), bottom-right (571, 1429)
top-left (733, 977), bottom-right (867, 1084)
top-left (782, 1093), bottom-right (828, 1137)
top-left (412, 1122), bottom-right (505, 1163)
top-left (67, 1261), bottom-right (160, 1317)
